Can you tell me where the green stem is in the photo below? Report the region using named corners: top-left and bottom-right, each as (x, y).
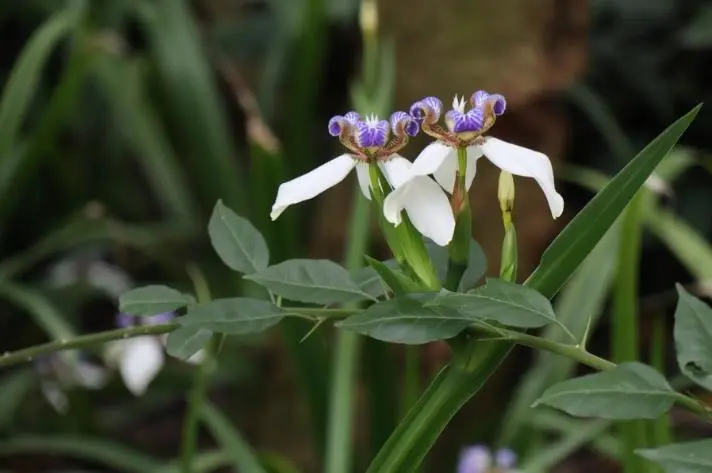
top-left (402, 346), bottom-right (420, 417)
top-left (181, 265), bottom-right (223, 473)
top-left (444, 147), bottom-right (472, 290)
top-left (323, 182), bottom-right (372, 473)
top-left (612, 193), bottom-right (646, 473)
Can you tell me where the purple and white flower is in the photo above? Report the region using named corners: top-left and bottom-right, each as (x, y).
top-left (385, 91), bottom-right (564, 224)
top-left (457, 444), bottom-right (518, 473)
top-left (271, 111), bottom-right (455, 246)
top-left (35, 351), bottom-right (108, 413)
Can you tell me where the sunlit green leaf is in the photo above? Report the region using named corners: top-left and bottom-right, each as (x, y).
top-left (533, 362), bottom-right (676, 419)
top-left (119, 285), bottom-right (194, 316)
top-left (673, 285), bottom-right (712, 391)
top-left (245, 259), bottom-right (373, 304)
top-left (208, 200), bottom-right (269, 274)
top-left (179, 298), bottom-right (284, 334)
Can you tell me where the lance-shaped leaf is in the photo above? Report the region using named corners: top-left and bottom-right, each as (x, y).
top-left (179, 298), bottom-right (284, 334)
top-left (637, 439), bottom-right (712, 473)
top-left (673, 284), bottom-right (712, 390)
top-left (208, 200), bottom-right (269, 274)
top-left (119, 285), bottom-right (194, 316)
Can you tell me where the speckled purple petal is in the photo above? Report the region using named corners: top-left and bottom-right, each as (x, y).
top-left (457, 445), bottom-right (492, 473)
top-left (447, 108), bottom-right (485, 134)
top-left (471, 90), bottom-right (490, 107)
top-left (116, 312), bottom-right (135, 328)
top-left (390, 111), bottom-right (419, 137)
top-left (344, 111), bottom-right (361, 124)
top-left (328, 115), bottom-right (347, 137)
top-left (495, 448), bottom-right (517, 469)
top-left (409, 96), bottom-right (443, 123)
top-left (356, 119), bottom-right (389, 148)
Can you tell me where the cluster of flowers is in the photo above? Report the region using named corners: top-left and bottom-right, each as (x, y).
top-left (271, 91), bottom-right (564, 246)
top-left (458, 445), bottom-right (519, 473)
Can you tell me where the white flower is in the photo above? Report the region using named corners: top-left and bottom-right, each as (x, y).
top-left (409, 138), bottom-right (564, 218)
top-left (105, 336), bottom-right (165, 396)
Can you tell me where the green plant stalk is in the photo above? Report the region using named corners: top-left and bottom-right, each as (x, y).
top-left (181, 265), bottom-right (223, 473)
top-left (444, 147), bottom-right (472, 290)
top-left (649, 311), bottom-right (672, 450)
top-left (500, 213), bottom-right (518, 282)
top-left (323, 185), bottom-right (372, 473)
top-left (402, 346), bottom-right (420, 417)
top-left (612, 192), bottom-right (647, 473)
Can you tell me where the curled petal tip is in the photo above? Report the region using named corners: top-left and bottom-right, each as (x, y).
top-left (409, 96), bottom-right (443, 124)
top-left (344, 111), bottom-right (361, 124)
top-left (488, 94), bottom-right (507, 116)
top-left (328, 115), bottom-right (346, 137)
top-left (390, 111), bottom-right (419, 137)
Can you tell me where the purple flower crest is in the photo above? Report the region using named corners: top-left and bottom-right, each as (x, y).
top-left (355, 114), bottom-right (390, 149)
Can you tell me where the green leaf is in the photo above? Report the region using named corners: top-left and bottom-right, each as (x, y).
top-left (0, 282), bottom-right (75, 341)
top-left (119, 285), bottom-right (194, 316)
top-left (637, 440), bottom-right (712, 473)
top-left (533, 362), bottom-right (677, 420)
top-left (208, 200), bottom-right (269, 274)
top-left (430, 278), bottom-right (557, 329)
top-left (526, 105), bottom-right (701, 299)
top-left (0, 369), bottom-right (35, 429)
top-left (364, 256), bottom-right (420, 295)
top-left (165, 326), bottom-right (212, 361)
top-left (673, 285), bottom-right (712, 391)
top-left (201, 402), bottom-right (268, 473)
top-left (0, 436), bottom-right (162, 472)
top-left (179, 298), bottom-right (284, 334)
top-left (245, 259), bottom-right (373, 305)
top-left (458, 240), bottom-right (487, 291)
top-left (352, 263), bottom-right (391, 299)
top-left (0, 8), bottom-right (75, 189)
top-left (335, 297), bottom-right (468, 344)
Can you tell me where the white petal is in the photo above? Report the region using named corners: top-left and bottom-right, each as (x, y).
top-left (411, 142), bottom-right (457, 192)
top-left (355, 162), bottom-right (372, 200)
top-left (119, 337), bottom-right (164, 396)
top-left (270, 154), bottom-right (356, 220)
top-left (403, 177), bottom-right (456, 246)
top-left (465, 146), bottom-right (483, 190)
top-left (383, 175), bottom-right (455, 246)
top-left (380, 154), bottom-right (413, 188)
top-left (480, 137), bottom-right (564, 218)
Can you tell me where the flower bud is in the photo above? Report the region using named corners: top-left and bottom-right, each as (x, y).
top-left (498, 171), bottom-right (515, 213)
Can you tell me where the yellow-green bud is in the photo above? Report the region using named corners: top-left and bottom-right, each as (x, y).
top-left (359, 0), bottom-right (378, 38)
top-left (498, 171), bottom-right (515, 213)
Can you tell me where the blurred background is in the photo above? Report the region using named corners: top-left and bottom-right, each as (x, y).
top-left (1, 0), bottom-right (712, 471)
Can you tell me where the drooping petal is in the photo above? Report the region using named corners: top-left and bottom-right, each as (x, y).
top-left (479, 137), bottom-right (564, 218)
top-left (118, 336), bottom-right (165, 396)
top-left (410, 142), bottom-right (457, 192)
top-left (382, 175), bottom-right (455, 246)
top-left (355, 162), bottom-right (372, 200)
top-left (271, 154), bottom-right (357, 220)
top-left (380, 154), bottom-right (413, 188)
top-left (465, 146), bottom-right (483, 190)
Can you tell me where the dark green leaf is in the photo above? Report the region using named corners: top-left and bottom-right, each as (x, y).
top-left (673, 285), bottom-right (712, 390)
top-left (352, 259), bottom-right (398, 298)
top-left (208, 200), bottom-right (269, 274)
top-left (245, 259), bottom-right (372, 304)
top-left (165, 326), bottom-right (212, 361)
top-left (458, 240), bottom-right (487, 291)
top-left (533, 362), bottom-right (676, 420)
top-left (364, 256), bottom-right (419, 295)
top-left (119, 285), bottom-right (194, 316)
top-left (430, 278), bottom-right (557, 328)
top-left (179, 298), bottom-right (283, 334)
top-left (526, 106), bottom-right (701, 298)
top-left (336, 297), bottom-right (468, 344)
top-left (637, 440), bottom-right (712, 473)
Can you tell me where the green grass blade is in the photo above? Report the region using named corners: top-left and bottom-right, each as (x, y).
top-left (526, 104), bottom-right (701, 298)
top-left (94, 55), bottom-right (199, 229)
top-left (0, 282), bottom-right (75, 341)
top-left (0, 436), bottom-right (162, 472)
top-left (201, 402), bottom-right (268, 473)
top-left (0, 7), bottom-right (78, 221)
top-left (133, 0), bottom-right (245, 213)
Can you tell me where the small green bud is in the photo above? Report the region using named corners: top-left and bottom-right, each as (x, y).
top-left (498, 171), bottom-right (515, 214)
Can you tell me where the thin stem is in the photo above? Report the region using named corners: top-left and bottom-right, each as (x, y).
top-left (402, 345), bottom-right (420, 417)
top-left (181, 265), bottom-right (223, 473)
top-left (0, 323), bottom-right (179, 368)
